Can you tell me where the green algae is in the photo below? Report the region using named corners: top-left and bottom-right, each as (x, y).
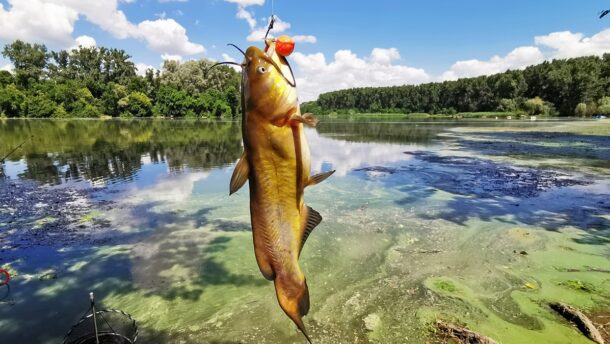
top-left (559, 280), bottom-right (596, 292)
top-left (80, 210), bottom-right (103, 223)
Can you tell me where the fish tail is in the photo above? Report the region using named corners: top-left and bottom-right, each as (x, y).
top-left (274, 277), bottom-right (312, 343)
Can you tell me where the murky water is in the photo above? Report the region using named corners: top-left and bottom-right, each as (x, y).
top-left (0, 118), bottom-right (609, 343)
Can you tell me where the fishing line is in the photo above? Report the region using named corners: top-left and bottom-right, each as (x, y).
top-left (264, 0), bottom-right (276, 40)
top-left (0, 136), bottom-right (32, 163)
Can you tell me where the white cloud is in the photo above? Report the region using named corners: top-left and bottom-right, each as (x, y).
top-left (440, 28), bottom-right (610, 81)
top-left (161, 53), bottom-right (183, 62)
top-left (535, 29), bottom-right (610, 59)
top-left (370, 48), bottom-right (400, 65)
top-left (1, 63), bottom-right (13, 72)
top-left (246, 16), bottom-right (291, 41)
top-left (0, 0), bottom-right (204, 57)
top-left (137, 19), bottom-right (205, 55)
top-left (224, 0), bottom-right (265, 6)
top-left (225, 0), bottom-right (315, 44)
top-left (221, 53), bottom-right (236, 63)
top-left (72, 35), bottom-right (97, 49)
top-left (293, 35), bottom-right (317, 44)
top-left (0, 0), bottom-right (78, 45)
top-left (236, 6), bottom-right (257, 30)
top-left (135, 62), bottom-right (155, 76)
top-left (292, 48), bottom-right (430, 102)
top-left (441, 46), bottom-right (544, 80)
top-left (221, 53), bottom-right (242, 71)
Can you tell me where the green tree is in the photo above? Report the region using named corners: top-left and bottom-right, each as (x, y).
top-left (598, 96), bottom-right (610, 115)
top-left (100, 83), bottom-right (128, 116)
top-left (0, 70), bottom-right (14, 87)
top-left (25, 93), bottom-right (58, 118)
top-left (0, 84), bottom-right (26, 117)
top-left (2, 40), bottom-right (48, 87)
top-left (575, 102), bottom-right (588, 117)
top-left (154, 86), bottom-right (192, 117)
top-left (497, 98), bottom-right (519, 112)
top-left (524, 97), bottom-right (551, 116)
top-left (119, 91), bottom-right (152, 117)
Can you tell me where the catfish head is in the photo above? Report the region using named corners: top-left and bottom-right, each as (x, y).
top-left (242, 45), bottom-right (298, 124)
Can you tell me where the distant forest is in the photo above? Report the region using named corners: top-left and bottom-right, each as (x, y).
top-left (302, 54), bottom-right (610, 117)
top-left (2, 40), bottom-right (610, 119)
top-left (0, 40), bottom-right (240, 118)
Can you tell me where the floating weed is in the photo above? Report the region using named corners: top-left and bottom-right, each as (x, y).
top-left (80, 210), bottom-right (103, 223)
top-left (435, 280), bottom-right (458, 293)
top-left (559, 280), bottom-right (595, 293)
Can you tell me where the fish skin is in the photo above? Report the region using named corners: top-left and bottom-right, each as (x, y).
top-left (235, 45), bottom-right (317, 342)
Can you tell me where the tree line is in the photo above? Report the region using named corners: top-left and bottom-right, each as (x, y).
top-left (0, 40), bottom-right (240, 118)
top-left (302, 54), bottom-right (610, 117)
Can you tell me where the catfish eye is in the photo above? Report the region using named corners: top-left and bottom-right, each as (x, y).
top-left (257, 66), bottom-right (267, 74)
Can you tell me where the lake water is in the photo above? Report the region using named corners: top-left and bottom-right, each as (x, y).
top-left (0, 118), bottom-right (609, 343)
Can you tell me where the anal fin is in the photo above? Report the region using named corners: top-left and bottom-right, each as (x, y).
top-left (229, 152), bottom-right (249, 195)
top-left (306, 170), bottom-right (335, 187)
top-left (299, 206), bottom-right (322, 256)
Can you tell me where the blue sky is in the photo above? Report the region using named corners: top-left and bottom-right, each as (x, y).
top-left (1, 0), bottom-right (609, 100)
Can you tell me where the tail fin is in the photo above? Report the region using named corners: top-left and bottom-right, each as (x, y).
top-left (274, 278), bottom-right (312, 343)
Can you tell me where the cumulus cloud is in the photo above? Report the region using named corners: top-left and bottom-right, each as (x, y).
top-left (224, 0), bottom-right (315, 44)
top-left (441, 46), bottom-right (544, 80)
top-left (292, 48), bottom-right (430, 101)
top-left (236, 6), bottom-right (257, 29)
top-left (535, 29), bottom-right (610, 59)
top-left (293, 35), bottom-right (317, 44)
top-left (137, 19), bottom-right (204, 55)
top-left (0, 0), bottom-right (78, 45)
top-left (0, 0), bottom-right (204, 56)
top-left (246, 16), bottom-right (291, 41)
top-left (72, 35), bottom-right (97, 49)
top-left (1, 64), bottom-right (13, 72)
top-left (440, 29), bottom-right (610, 81)
top-left (161, 53), bottom-right (183, 62)
top-left (225, 0), bottom-right (265, 6)
top-left (135, 62), bottom-right (155, 76)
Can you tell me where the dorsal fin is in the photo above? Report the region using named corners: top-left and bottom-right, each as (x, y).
top-left (229, 152), bottom-right (249, 195)
top-left (299, 206), bottom-right (322, 256)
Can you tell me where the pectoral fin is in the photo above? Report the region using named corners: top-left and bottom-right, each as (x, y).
top-left (229, 152), bottom-right (249, 195)
top-left (299, 206), bottom-right (322, 256)
top-left (306, 170), bottom-right (335, 187)
top-left (290, 112), bottom-right (318, 128)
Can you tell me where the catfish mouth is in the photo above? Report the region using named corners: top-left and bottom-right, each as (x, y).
top-left (208, 43), bottom-right (297, 88)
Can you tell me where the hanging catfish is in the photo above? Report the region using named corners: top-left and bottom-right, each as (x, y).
top-left (216, 36), bottom-right (334, 342)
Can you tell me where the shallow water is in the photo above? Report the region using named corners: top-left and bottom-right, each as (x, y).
top-left (0, 118), bottom-right (609, 343)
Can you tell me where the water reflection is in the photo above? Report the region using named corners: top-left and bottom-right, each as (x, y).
top-left (316, 121), bottom-right (443, 144)
top-left (0, 119), bottom-right (565, 186)
top-left (1, 119), bottom-right (449, 186)
top-left (0, 119), bottom-right (242, 185)
top-left (307, 128), bottom-right (420, 176)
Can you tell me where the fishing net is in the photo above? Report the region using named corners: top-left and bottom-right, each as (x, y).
top-left (63, 294), bottom-right (138, 344)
